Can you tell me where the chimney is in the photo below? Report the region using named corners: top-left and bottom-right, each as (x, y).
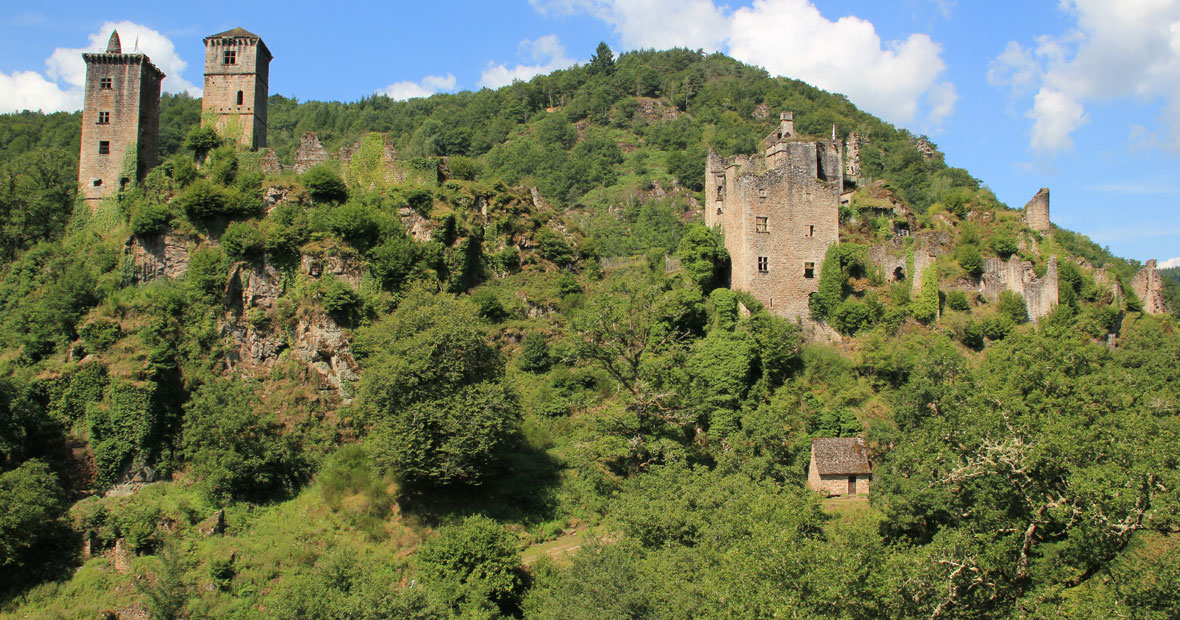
top-left (780, 111), bottom-right (794, 139)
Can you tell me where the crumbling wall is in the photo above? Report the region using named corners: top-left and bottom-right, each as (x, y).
top-left (1132, 259), bottom-right (1168, 315)
top-left (845, 131), bottom-right (862, 181)
top-left (294, 131), bottom-right (328, 173)
top-left (980, 255), bottom-right (1059, 320)
top-left (1024, 188), bottom-right (1050, 234)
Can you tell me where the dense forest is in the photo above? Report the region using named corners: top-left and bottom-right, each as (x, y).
top-left (0, 46), bottom-right (1178, 620)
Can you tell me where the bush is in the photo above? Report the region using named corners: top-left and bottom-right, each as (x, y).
top-left (320, 277), bottom-right (362, 320)
top-left (182, 379), bottom-right (304, 503)
top-left (301, 166), bottom-right (348, 204)
top-left (997, 290), bottom-right (1028, 323)
top-left (416, 515), bottom-right (523, 616)
top-left (221, 221), bottom-right (266, 260)
top-left (946, 290), bottom-right (971, 312)
top-left (518, 331), bottom-right (551, 372)
top-left (832, 299), bottom-right (872, 335)
top-left (130, 202), bottom-right (172, 236)
top-left (79, 318), bottom-right (121, 353)
top-left (184, 125), bottom-right (222, 155)
top-left (472, 288), bottom-right (507, 322)
top-left (956, 244), bottom-right (983, 277)
top-left (175, 178), bottom-right (230, 219)
top-left (0, 459), bottom-right (68, 576)
top-left (913, 269), bottom-right (940, 324)
top-left (990, 233), bottom-right (1018, 258)
top-left (447, 156), bottom-right (483, 181)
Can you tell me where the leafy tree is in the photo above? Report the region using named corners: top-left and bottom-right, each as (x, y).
top-left (956, 244), bottom-right (983, 277)
top-left (416, 515), bottom-right (524, 616)
top-left (0, 459), bottom-right (67, 577)
top-left (990, 233), bottom-right (1018, 259)
top-left (184, 125), bottom-right (221, 160)
top-left (811, 243), bottom-right (865, 320)
top-left (677, 224), bottom-right (726, 291)
top-left (997, 290), bottom-right (1028, 323)
top-left (174, 178), bottom-right (229, 219)
top-left (518, 331), bottom-right (552, 372)
top-left (182, 379), bottom-right (304, 503)
top-left (220, 221), bottom-right (265, 259)
top-left (130, 202), bottom-right (172, 236)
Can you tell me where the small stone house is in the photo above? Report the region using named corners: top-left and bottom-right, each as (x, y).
top-left (808, 437), bottom-right (871, 496)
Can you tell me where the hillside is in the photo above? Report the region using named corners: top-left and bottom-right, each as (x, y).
top-left (0, 47), bottom-right (1178, 620)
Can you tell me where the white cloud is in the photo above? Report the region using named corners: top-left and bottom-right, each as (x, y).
top-left (1159, 257), bottom-right (1180, 268)
top-left (479, 34), bottom-right (576, 89)
top-left (529, 0), bottom-right (956, 130)
top-left (381, 74), bottom-right (456, 100)
top-left (0, 20), bottom-right (198, 114)
top-left (991, 0), bottom-right (1180, 152)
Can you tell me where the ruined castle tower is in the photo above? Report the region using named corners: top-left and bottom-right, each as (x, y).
top-left (1024, 187), bottom-right (1050, 234)
top-left (202, 28), bottom-right (271, 149)
top-left (705, 111), bottom-right (842, 319)
top-left (77, 31), bottom-right (165, 203)
top-left (1132, 259), bottom-right (1168, 315)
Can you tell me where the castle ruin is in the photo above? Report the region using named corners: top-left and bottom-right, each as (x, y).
top-left (1132, 259), bottom-right (1168, 315)
top-left (201, 28), bottom-right (271, 149)
top-left (980, 255), bottom-right (1059, 320)
top-left (705, 112), bottom-right (842, 319)
top-left (1024, 187), bottom-right (1050, 234)
top-left (77, 31), bottom-right (165, 203)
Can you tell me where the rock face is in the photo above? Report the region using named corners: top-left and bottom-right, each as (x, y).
top-left (980, 255), bottom-right (1059, 320)
top-left (126, 232), bottom-right (190, 283)
top-left (1132, 259), bottom-right (1168, 315)
top-left (1024, 188), bottom-right (1051, 234)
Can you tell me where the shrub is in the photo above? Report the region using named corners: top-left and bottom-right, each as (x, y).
top-left (518, 331), bottom-right (551, 372)
top-left (447, 156), bottom-right (483, 181)
top-left (175, 178), bottom-right (229, 219)
top-left (472, 288), bottom-right (508, 322)
top-left (320, 277), bottom-right (362, 320)
top-left (184, 125), bottom-right (222, 155)
top-left (990, 233), bottom-right (1018, 258)
top-left (832, 299), bottom-right (872, 335)
top-left (130, 202), bottom-right (172, 236)
top-left (301, 166), bottom-right (348, 204)
top-left (221, 221), bottom-right (265, 260)
top-left (946, 290), bottom-right (971, 312)
top-left (956, 244), bottom-right (983, 277)
top-left (912, 269), bottom-right (940, 324)
top-left (0, 459), bottom-right (68, 575)
top-left (79, 318), bottom-right (121, 353)
top-left (416, 515), bottom-right (523, 616)
top-left (997, 290), bottom-right (1028, 323)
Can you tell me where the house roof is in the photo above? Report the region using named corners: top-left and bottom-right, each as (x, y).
top-left (812, 438), bottom-right (871, 475)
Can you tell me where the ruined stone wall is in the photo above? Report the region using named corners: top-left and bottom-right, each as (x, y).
top-left (980, 254), bottom-right (1059, 320)
top-left (1132, 259), bottom-right (1168, 315)
top-left (1024, 188), bottom-right (1050, 234)
top-left (294, 132), bottom-right (329, 173)
top-left (202, 31), bottom-right (271, 149)
top-left (845, 132), bottom-right (862, 181)
top-left (78, 46), bottom-right (164, 202)
top-left (706, 128), bottom-right (841, 319)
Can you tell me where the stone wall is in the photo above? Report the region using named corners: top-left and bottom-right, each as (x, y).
top-left (705, 112), bottom-right (841, 320)
top-left (980, 255), bottom-right (1059, 320)
top-left (78, 33), bottom-right (165, 203)
top-left (845, 131), bottom-right (862, 181)
top-left (294, 131), bottom-right (329, 173)
top-left (126, 232), bottom-right (190, 283)
top-left (1024, 187), bottom-right (1051, 234)
top-left (201, 29), bottom-right (271, 149)
top-left (1132, 259), bottom-right (1168, 315)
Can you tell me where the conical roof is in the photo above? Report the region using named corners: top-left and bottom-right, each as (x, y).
top-left (106, 30), bottom-right (121, 54)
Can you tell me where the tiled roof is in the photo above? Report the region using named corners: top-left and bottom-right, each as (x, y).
top-left (812, 437), bottom-right (871, 475)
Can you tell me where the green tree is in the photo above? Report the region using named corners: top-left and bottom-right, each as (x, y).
top-left (518, 331), bottom-right (552, 372)
top-left (184, 125), bottom-right (221, 161)
top-left (0, 459), bottom-right (67, 577)
top-left (417, 515), bottom-right (523, 616)
top-left (677, 224), bottom-right (726, 291)
top-left (182, 379), bottom-right (304, 503)
top-left (588, 42), bottom-right (616, 76)
top-left (301, 165), bottom-right (348, 204)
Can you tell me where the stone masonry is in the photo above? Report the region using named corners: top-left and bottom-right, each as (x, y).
top-left (202, 28), bottom-right (271, 149)
top-left (1024, 187), bottom-right (1050, 234)
top-left (705, 111), bottom-right (842, 319)
top-left (78, 31), bottom-right (165, 203)
top-left (1132, 259), bottom-right (1168, 315)
top-left (980, 255), bottom-right (1059, 320)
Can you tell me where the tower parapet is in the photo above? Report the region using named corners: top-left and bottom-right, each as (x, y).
top-left (202, 27), bottom-right (271, 149)
top-left (77, 30), bottom-right (165, 203)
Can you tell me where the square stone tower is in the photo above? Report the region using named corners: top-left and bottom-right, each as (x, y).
top-left (705, 111), bottom-right (842, 319)
top-left (78, 30), bottom-right (165, 203)
top-left (202, 28), bottom-right (271, 149)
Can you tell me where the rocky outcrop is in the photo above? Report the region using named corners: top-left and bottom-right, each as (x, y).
top-left (980, 255), bottom-right (1059, 320)
top-left (1132, 259), bottom-right (1168, 315)
top-left (126, 232), bottom-right (190, 283)
top-left (291, 311), bottom-right (360, 395)
top-left (301, 253), bottom-right (364, 287)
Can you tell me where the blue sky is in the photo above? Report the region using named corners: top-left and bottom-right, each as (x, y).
top-left (1, 0), bottom-right (1178, 265)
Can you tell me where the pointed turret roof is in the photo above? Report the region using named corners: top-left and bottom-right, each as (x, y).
top-left (106, 30), bottom-right (121, 54)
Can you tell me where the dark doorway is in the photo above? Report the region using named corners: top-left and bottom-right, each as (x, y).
top-left (848, 475), bottom-right (857, 495)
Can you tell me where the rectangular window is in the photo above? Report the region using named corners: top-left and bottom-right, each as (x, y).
top-left (99, 77), bottom-right (112, 89)
top-left (757, 257), bottom-right (769, 273)
top-left (97, 111), bottom-right (110, 124)
top-left (98, 141), bottom-right (110, 155)
top-left (756, 216), bottom-right (768, 233)
top-left (807, 224), bottom-right (815, 237)
top-left (224, 49), bottom-right (236, 65)
top-left (804, 262), bottom-right (815, 278)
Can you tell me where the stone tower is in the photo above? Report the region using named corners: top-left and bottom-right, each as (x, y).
top-left (1132, 259), bottom-right (1168, 315)
top-left (201, 27), bottom-right (271, 149)
top-left (77, 30), bottom-right (165, 203)
top-left (1024, 187), bottom-right (1050, 234)
top-left (705, 111), bottom-right (842, 319)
